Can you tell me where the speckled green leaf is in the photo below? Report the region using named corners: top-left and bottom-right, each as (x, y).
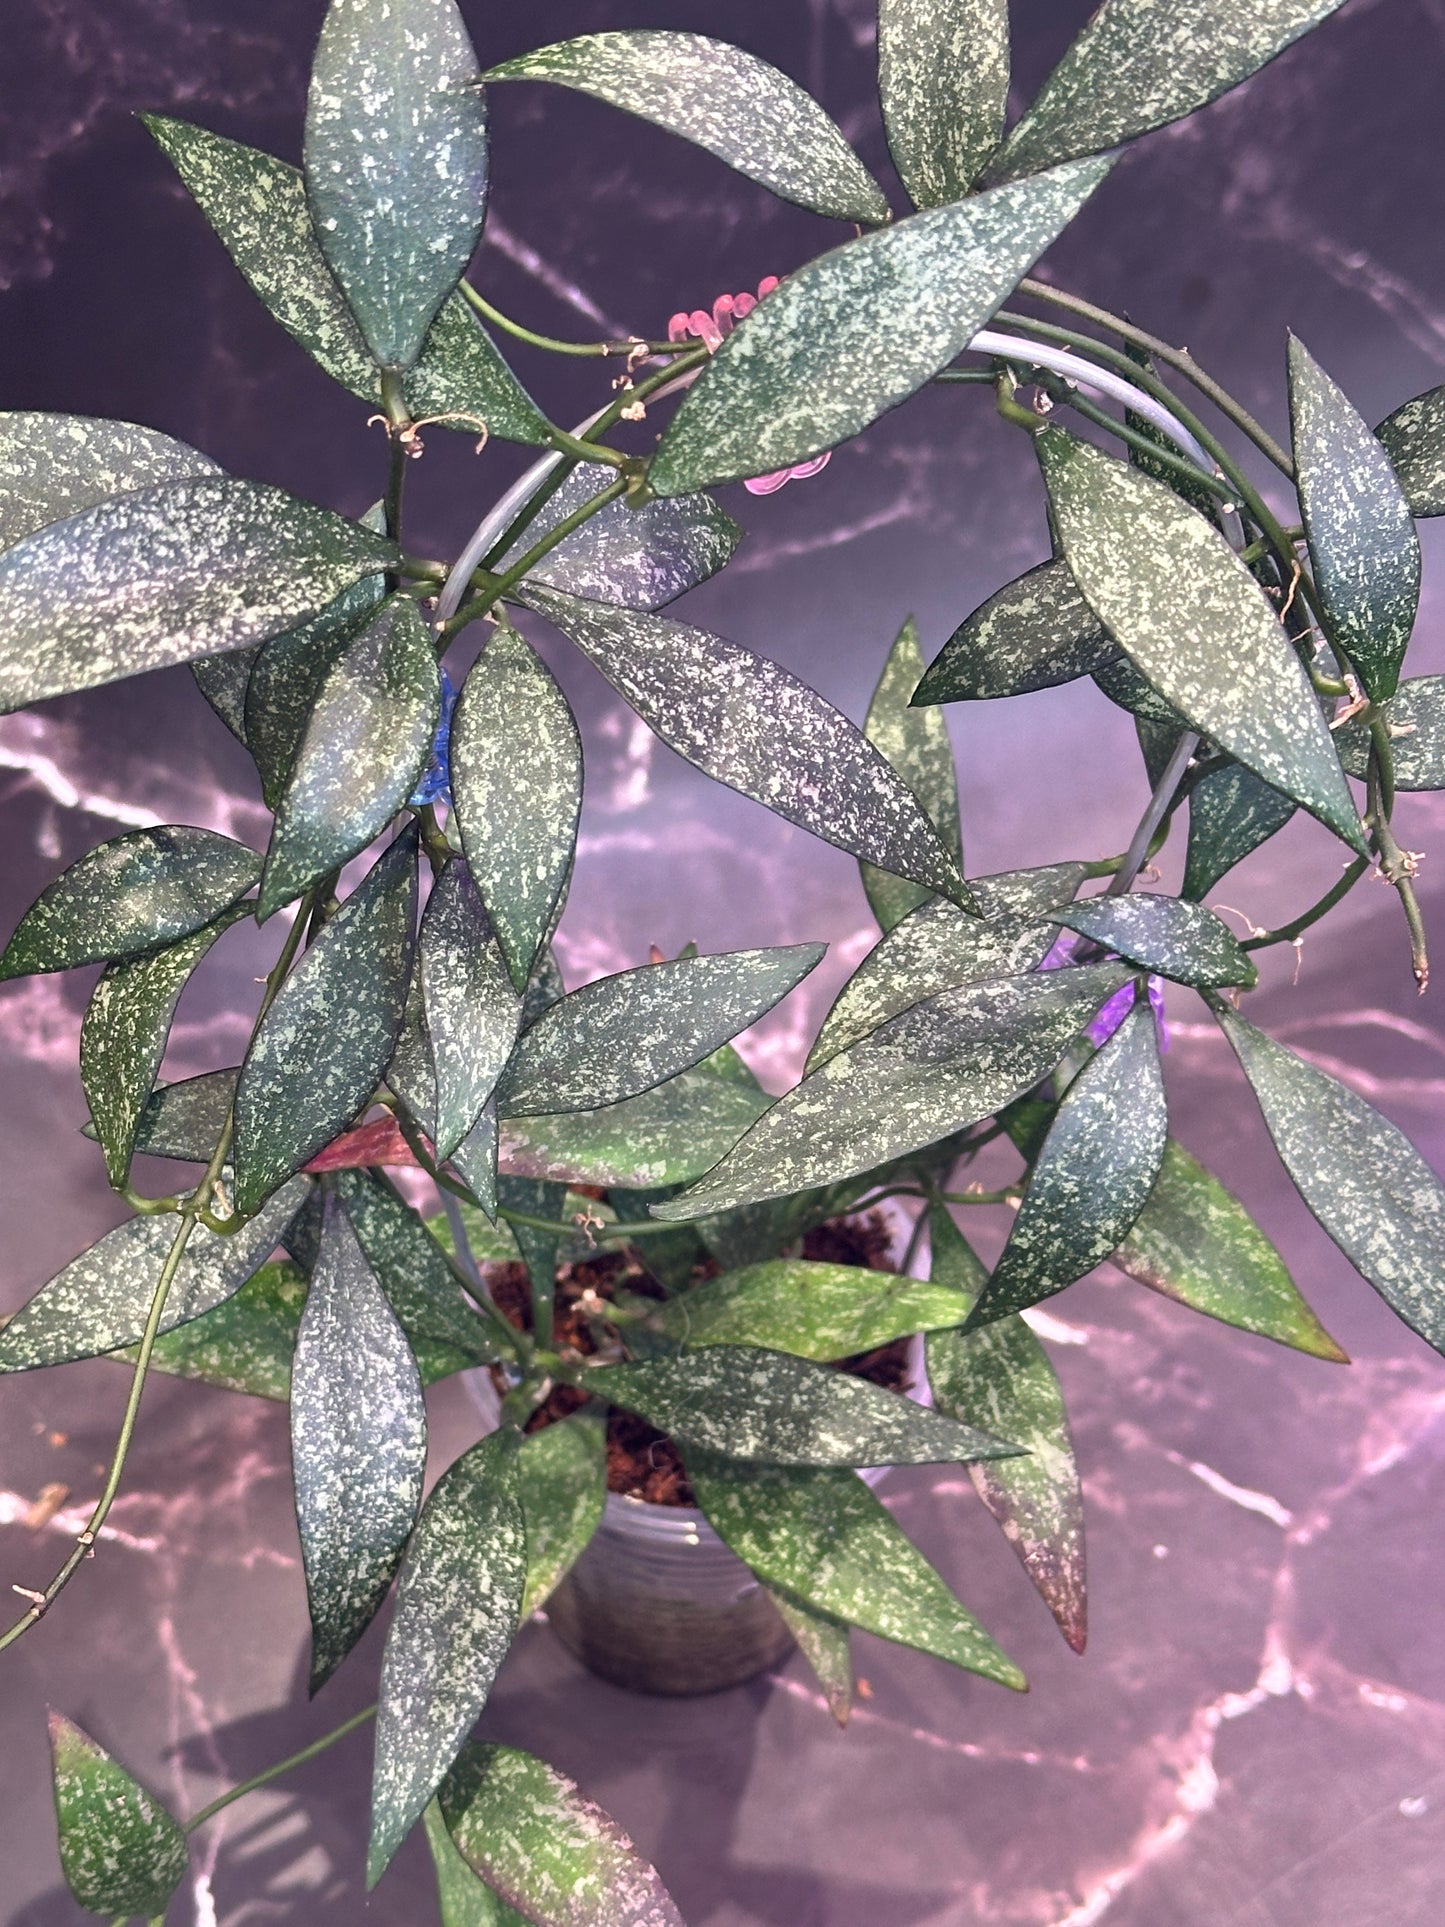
top-left (1290, 336), bottom-right (1419, 703)
top-left (764, 1586), bottom-right (852, 1724)
top-left (807, 862), bottom-right (1087, 1074)
top-left (420, 858), bottom-right (521, 1160)
top-left (500, 1067), bottom-right (768, 1190)
top-left (452, 1099), bottom-right (500, 1221)
top-left (1049, 893), bottom-right (1255, 989)
top-left (192, 645), bottom-right (261, 746)
top-left (1335, 676), bottom-right (1445, 790)
top-left (651, 159), bottom-right (1108, 495)
top-left (245, 575), bottom-right (387, 809)
top-left (49, 1712), bottom-right (188, 1917)
top-left (497, 1175), bottom-right (569, 1337)
top-left (1, 825), bottom-right (259, 981)
top-left (452, 622), bottom-right (581, 994)
top-left (1183, 761), bottom-right (1297, 899)
top-left (0, 477), bottom-right (394, 715)
top-left (233, 833), bottom-right (417, 1215)
top-left (99, 1066), bottom-right (237, 1162)
top-left (648, 1261), bottom-right (969, 1358)
top-left (425, 1801), bottom-right (531, 1927)
top-left (1092, 651), bottom-right (1191, 736)
top-left (591, 1346), bottom-right (1017, 1467)
top-left (261, 596), bottom-right (439, 917)
top-left (1040, 431), bottom-right (1365, 854)
top-left (81, 904), bottom-right (249, 1188)
top-left (526, 587), bottom-right (971, 908)
top-left (333, 1170), bottom-right (499, 1364)
top-left (985, 0), bottom-right (1348, 183)
top-left (925, 1207), bottom-right (1086, 1651)
top-left (517, 1412), bottom-right (607, 1618)
top-left (1216, 1004), bottom-right (1445, 1355)
top-left (0, 1181), bottom-right (304, 1371)
top-left (966, 1002), bottom-right (1168, 1330)
top-left (304, 0), bottom-right (488, 370)
top-left (441, 1742), bottom-right (684, 1927)
top-left (369, 1431), bottom-right (526, 1886)
top-left (0, 411), bottom-right (219, 554)
top-left (912, 558), bottom-right (1117, 703)
top-left (1377, 385), bottom-right (1445, 517)
top-left (499, 946), bottom-right (823, 1117)
top-left (487, 32), bottom-right (887, 226)
top-left (144, 116), bottom-right (546, 444)
top-left (879, 0), bottom-right (1009, 203)
top-left (860, 617), bottom-right (963, 931)
top-left (657, 962), bottom-right (1128, 1220)
top-left (687, 1453), bottom-right (1024, 1687)
top-left (1112, 1139), bottom-right (1347, 1360)
top-left (293, 1195), bottom-right (427, 1691)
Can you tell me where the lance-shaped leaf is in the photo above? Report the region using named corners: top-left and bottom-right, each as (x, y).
top-left (369, 1431), bottom-right (526, 1887)
top-left (1335, 676), bottom-right (1445, 791)
top-left (0, 411), bottom-right (219, 554)
top-left (651, 158), bottom-right (1109, 494)
top-left (1049, 892), bottom-right (1255, 988)
top-left (1113, 1139), bottom-right (1346, 1360)
top-left (499, 946), bottom-right (824, 1117)
top-left (1377, 385), bottom-right (1445, 517)
top-left (517, 1412), bottom-right (608, 1618)
top-left (860, 616), bottom-right (963, 931)
top-left (1093, 651), bottom-right (1191, 736)
top-left (687, 1453), bottom-right (1025, 1688)
top-left (807, 862), bottom-right (1087, 1073)
top-left (245, 575), bottom-right (387, 809)
top-left (1040, 431), bottom-right (1366, 854)
top-left (453, 1100), bottom-right (500, 1221)
top-left (422, 858), bottom-right (521, 1159)
top-left (193, 645), bottom-right (260, 746)
top-left (966, 1002), bottom-right (1168, 1330)
top-left (984, 0), bottom-right (1348, 183)
top-left (879, 0), bottom-right (1009, 205)
top-left (647, 1261), bottom-right (970, 1359)
top-left (425, 1801), bottom-right (531, 1927)
top-left (305, 0), bottom-right (488, 371)
top-left (912, 558), bottom-right (1117, 703)
top-left (293, 1197), bottom-right (427, 1691)
top-left (233, 833), bottom-right (417, 1216)
top-left (765, 1587), bottom-right (853, 1724)
top-left (486, 32), bottom-right (888, 226)
top-left (441, 1743), bottom-right (684, 1927)
top-left (452, 623), bottom-right (581, 993)
top-left (1, 826), bottom-right (259, 981)
top-left (0, 1182), bottom-right (304, 1371)
top-left (81, 904), bottom-right (249, 1188)
top-left (525, 587), bottom-right (971, 908)
top-left (101, 1066), bottom-right (238, 1162)
top-left (656, 962), bottom-right (1128, 1220)
top-left (144, 116), bottom-right (547, 444)
top-left (589, 1346), bottom-right (1017, 1467)
top-left (499, 1067), bottom-right (768, 1190)
top-left (333, 1170), bottom-right (499, 1363)
top-left (1183, 761), bottom-right (1296, 899)
top-left (0, 477), bottom-right (394, 714)
top-left (261, 595), bottom-right (439, 917)
top-left (1214, 1004), bottom-right (1445, 1355)
top-left (1289, 336), bottom-right (1419, 703)
top-left (49, 1713), bottom-right (188, 1918)
top-left (925, 1207), bottom-right (1086, 1652)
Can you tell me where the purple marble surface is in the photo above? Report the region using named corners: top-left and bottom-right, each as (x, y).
top-left (4, 1), bottom-right (1445, 1920)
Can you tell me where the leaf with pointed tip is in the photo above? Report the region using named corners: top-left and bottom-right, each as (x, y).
top-left (590, 1346), bottom-right (1017, 1467)
top-left (879, 0), bottom-right (1009, 204)
top-left (1215, 1003), bottom-right (1445, 1355)
top-left (233, 834), bottom-right (417, 1215)
top-left (49, 1712), bottom-right (188, 1917)
top-left (487, 32), bottom-right (887, 225)
top-left (332, 1170), bottom-right (499, 1363)
top-left (0, 1182), bottom-right (304, 1371)
top-left (452, 1099), bottom-right (500, 1221)
top-left (525, 587), bottom-right (972, 908)
top-left (97, 1066), bottom-right (238, 1163)
top-left (499, 947), bottom-right (823, 1117)
top-left (764, 1587), bottom-right (852, 1724)
top-left (985, 0), bottom-right (1348, 183)
top-left (648, 1261), bottom-right (969, 1359)
top-left (293, 1196), bottom-right (427, 1691)
top-left (452, 623), bottom-right (581, 994)
top-left (860, 617), bottom-right (963, 931)
top-left (517, 1412), bottom-right (607, 1618)
top-left (369, 1432), bottom-right (526, 1886)
top-left (0, 477), bottom-right (395, 715)
top-left (193, 645), bottom-right (261, 746)
top-left (925, 1207), bottom-right (1086, 1651)
top-left (0, 410), bottom-right (219, 554)
top-left (245, 576), bottom-right (388, 809)
top-left (441, 1742), bottom-right (684, 1927)
top-left (1183, 761), bottom-right (1296, 898)
top-left (421, 858), bottom-right (520, 1159)
top-left (261, 596), bottom-right (439, 916)
top-left (1289, 337), bottom-right (1419, 702)
top-left (657, 962), bottom-right (1128, 1220)
top-left (81, 904), bottom-right (249, 1188)
top-left (497, 1175), bottom-right (568, 1336)
top-left (651, 160), bottom-right (1109, 494)
top-left (912, 558), bottom-right (1117, 703)
top-left (1335, 676), bottom-right (1445, 790)
top-left (1112, 1139), bottom-right (1347, 1360)
top-left (1, 826), bottom-right (259, 981)
top-left (1040, 431), bottom-right (1365, 854)
top-left (144, 116), bottom-right (547, 442)
top-left (808, 862), bottom-right (1087, 1074)
top-left (1049, 893), bottom-right (1255, 988)
top-left (1092, 651), bottom-right (1191, 735)
top-left (425, 1801), bottom-right (531, 1927)
top-left (687, 1453), bottom-right (1025, 1686)
top-left (1377, 385), bottom-right (1445, 517)
top-left (500, 1068), bottom-right (768, 1190)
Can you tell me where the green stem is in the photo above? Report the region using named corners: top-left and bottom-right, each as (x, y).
top-left (1367, 717), bottom-right (1429, 990)
top-left (1033, 371), bottom-right (1242, 503)
top-left (185, 1704), bottom-right (377, 1833)
top-left (1239, 857), bottom-right (1370, 953)
top-left (442, 476), bottom-right (628, 638)
top-left (543, 423), bottom-right (631, 470)
top-left (939, 1186), bottom-right (1022, 1207)
top-left (379, 368), bottom-right (410, 565)
top-left (498, 1204), bottom-right (685, 1242)
top-left (460, 281), bottom-right (687, 360)
top-left (480, 456), bottom-right (582, 574)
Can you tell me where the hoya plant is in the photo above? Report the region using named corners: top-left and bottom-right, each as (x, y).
top-left (3, 0), bottom-right (1443, 1918)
